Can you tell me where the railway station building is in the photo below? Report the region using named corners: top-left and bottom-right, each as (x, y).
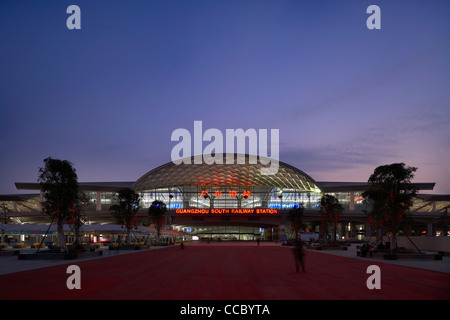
top-left (1, 154), bottom-right (448, 245)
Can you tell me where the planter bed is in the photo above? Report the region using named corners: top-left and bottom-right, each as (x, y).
top-left (383, 253), bottom-right (443, 260)
top-left (0, 250), bottom-right (20, 256)
top-left (364, 251), bottom-right (443, 260)
top-left (309, 245), bottom-right (348, 251)
top-left (109, 245), bottom-right (143, 250)
top-left (18, 250), bottom-right (102, 260)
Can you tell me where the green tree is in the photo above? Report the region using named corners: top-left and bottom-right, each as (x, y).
top-left (38, 157), bottom-right (79, 253)
top-left (288, 204), bottom-right (304, 240)
top-left (319, 194), bottom-right (343, 242)
top-left (362, 163), bottom-right (417, 253)
top-left (148, 200), bottom-right (167, 244)
top-left (109, 188), bottom-right (141, 245)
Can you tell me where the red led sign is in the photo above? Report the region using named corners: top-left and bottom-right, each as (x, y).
top-left (198, 190), bottom-right (252, 198)
top-left (175, 208), bottom-right (278, 215)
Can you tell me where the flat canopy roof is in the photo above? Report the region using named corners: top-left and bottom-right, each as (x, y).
top-left (14, 181), bottom-right (436, 193)
top-left (0, 194), bottom-right (39, 202)
top-left (15, 182), bottom-right (134, 192)
top-left (12, 154), bottom-right (435, 194)
top-left (317, 181), bottom-right (435, 193)
top-left (0, 223), bottom-right (155, 234)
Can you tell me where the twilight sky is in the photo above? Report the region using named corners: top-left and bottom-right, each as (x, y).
top-left (1, 0), bottom-right (449, 194)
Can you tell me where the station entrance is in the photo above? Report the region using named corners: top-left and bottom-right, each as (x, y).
top-left (172, 223), bottom-right (284, 241)
top-left (191, 226), bottom-right (263, 241)
top-left (169, 208), bottom-right (288, 241)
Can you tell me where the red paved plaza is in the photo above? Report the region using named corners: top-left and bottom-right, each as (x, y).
top-left (0, 242), bottom-right (449, 300)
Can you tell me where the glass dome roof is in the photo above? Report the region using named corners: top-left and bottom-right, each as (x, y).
top-left (133, 154), bottom-right (321, 193)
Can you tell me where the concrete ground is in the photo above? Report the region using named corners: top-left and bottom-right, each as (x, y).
top-left (309, 243), bottom-right (450, 274)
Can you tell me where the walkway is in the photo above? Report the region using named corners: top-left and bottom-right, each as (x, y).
top-left (0, 242), bottom-right (449, 300)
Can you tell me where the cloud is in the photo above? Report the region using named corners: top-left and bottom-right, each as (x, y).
top-left (280, 141), bottom-right (392, 173)
top-left (278, 96), bottom-right (450, 189)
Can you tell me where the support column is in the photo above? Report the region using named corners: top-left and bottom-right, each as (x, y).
top-left (427, 222), bottom-right (434, 237)
top-left (279, 225), bottom-right (286, 241)
top-left (96, 192), bottom-right (101, 211)
top-left (348, 221), bottom-right (352, 238)
top-left (40, 190), bottom-right (44, 211)
top-left (365, 223), bottom-right (372, 239)
top-left (349, 191), bottom-right (355, 211)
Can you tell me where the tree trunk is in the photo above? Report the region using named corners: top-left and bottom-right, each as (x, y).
top-left (391, 216), bottom-right (397, 253)
top-left (74, 221), bottom-right (80, 247)
top-left (57, 217), bottom-right (68, 253)
top-left (126, 228), bottom-right (132, 245)
top-left (377, 226), bottom-right (384, 248)
top-left (391, 233), bottom-right (397, 254)
top-left (319, 222), bottom-right (327, 243)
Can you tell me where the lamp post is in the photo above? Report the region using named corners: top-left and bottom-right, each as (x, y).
top-left (169, 193), bottom-right (173, 209)
top-left (278, 194), bottom-right (283, 209)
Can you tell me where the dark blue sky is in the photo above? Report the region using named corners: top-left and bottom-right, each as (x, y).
top-left (1, 0), bottom-right (449, 194)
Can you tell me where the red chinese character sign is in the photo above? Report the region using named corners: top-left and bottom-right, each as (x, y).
top-left (228, 190), bottom-right (237, 197)
top-left (199, 190), bottom-right (252, 198)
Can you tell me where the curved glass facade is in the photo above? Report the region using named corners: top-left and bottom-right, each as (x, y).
top-left (138, 187), bottom-right (323, 210)
top-left (79, 189), bottom-right (369, 211)
top-left (133, 154), bottom-right (322, 209)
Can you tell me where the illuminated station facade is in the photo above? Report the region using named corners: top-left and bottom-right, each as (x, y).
top-left (3, 154), bottom-right (448, 242)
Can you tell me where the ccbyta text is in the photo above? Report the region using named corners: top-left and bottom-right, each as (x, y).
top-left (180, 304), bottom-right (270, 317)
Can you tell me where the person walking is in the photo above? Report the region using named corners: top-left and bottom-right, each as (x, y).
top-left (292, 239), bottom-right (306, 273)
